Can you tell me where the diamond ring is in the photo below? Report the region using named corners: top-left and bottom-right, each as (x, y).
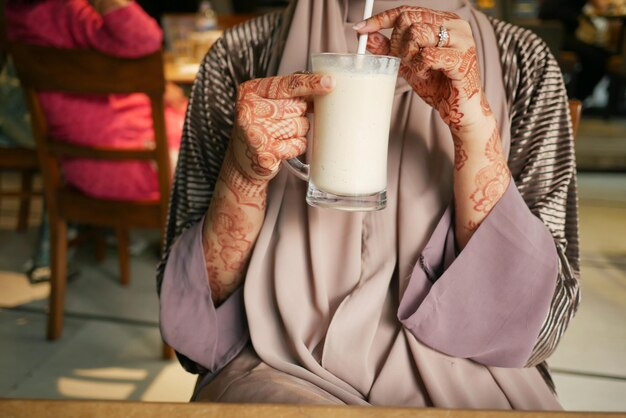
top-left (437, 26), bottom-right (450, 48)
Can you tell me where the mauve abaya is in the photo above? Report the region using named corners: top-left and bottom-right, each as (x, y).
top-left (159, 0), bottom-right (580, 409)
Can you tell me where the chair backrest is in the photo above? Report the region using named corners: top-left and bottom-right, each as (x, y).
top-left (568, 99), bottom-right (582, 140)
top-left (0, 0), bottom-right (5, 51)
top-left (7, 41), bottom-right (171, 216)
top-left (0, 4), bottom-right (39, 172)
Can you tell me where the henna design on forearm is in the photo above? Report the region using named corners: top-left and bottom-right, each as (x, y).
top-left (203, 194), bottom-right (254, 301)
top-left (465, 220), bottom-right (479, 233)
top-left (203, 149), bottom-right (267, 302)
top-left (469, 127), bottom-right (510, 214)
top-left (213, 198), bottom-right (253, 271)
top-left (452, 133), bottom-right (468, 171)
top-left (202, 233), bottom-right (223, 298)
top-left (219, 145), bottom-right (268, 211)
top-left (480, 91), bottom-right (493, 117)
top-left (438, 85), bottom-right (464, 130)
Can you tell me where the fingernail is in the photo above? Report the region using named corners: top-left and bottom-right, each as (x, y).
top-left (352, 21), bottom-right (366, 30)
top-left (320, 75), bottom-right (335, 89)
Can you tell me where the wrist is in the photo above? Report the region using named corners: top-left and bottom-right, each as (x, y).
top-left (450, 114), bottom-right (497, 142)
top-left (219, 147), bottom-right (268, 200)
top-left (445, 88), bottom-right (496, 138)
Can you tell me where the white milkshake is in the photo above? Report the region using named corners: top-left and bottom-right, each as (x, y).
top-left (285, 53), bottom-right (399, 211)
top-left (311, 69), bottom-right (397, 195)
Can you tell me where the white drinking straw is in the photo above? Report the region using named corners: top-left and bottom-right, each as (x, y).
top-left (356, 0), bottom-right (374, 54)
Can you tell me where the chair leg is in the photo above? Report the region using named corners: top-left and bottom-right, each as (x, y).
top-left (0, 173), bottom-right (4, 220)
top-left (94, 230), bottom-right (107, 263)
top-left (17, 170), bottom-right (34, 231)
top-left (116, 227), bottom-right (130, 286)
top-left (162, 341), bottom-right (174, 360)
top-left (47, 217), bottom-right (68, 340)
top-left (606, 74), bottom-right (624, 119)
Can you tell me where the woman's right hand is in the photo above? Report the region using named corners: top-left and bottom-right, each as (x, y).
top-left (202, 74), bottom-right (333, 303)
top-left (232, 73), bottom-right (335, 183)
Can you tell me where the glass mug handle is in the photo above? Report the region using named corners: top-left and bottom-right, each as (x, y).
top-left (283, 157), bottom-right (309, 181)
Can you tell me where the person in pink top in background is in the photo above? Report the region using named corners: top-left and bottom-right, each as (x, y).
top-left (5, 0), bottom-right (187, 200)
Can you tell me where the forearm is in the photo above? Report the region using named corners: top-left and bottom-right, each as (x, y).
top-left (201, 73), bottom-right (330, 302)
top-left (452, 94), bottom-right (510, 249)
top-left (202, 145), bottom-right (268, 304)
top-left (82, 0), bottom-right (162, 57)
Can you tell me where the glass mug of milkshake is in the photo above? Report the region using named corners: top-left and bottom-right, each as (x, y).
top-left (285, 53), bottom-right (400, 211)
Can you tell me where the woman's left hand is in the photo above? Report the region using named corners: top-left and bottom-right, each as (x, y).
top-left (354, 6), bottom-right (493, 134)
top-left (356, 6), bottom-right (510, 249)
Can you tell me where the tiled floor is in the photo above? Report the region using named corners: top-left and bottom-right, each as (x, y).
top-left (548, 174), bottom-right (626, 411)
top-left (577, 117), bottom-right (626, 172)
top-left (0, 224), bottom-right (197, 402)
top-left (0, 117), bottom-right (625, 411)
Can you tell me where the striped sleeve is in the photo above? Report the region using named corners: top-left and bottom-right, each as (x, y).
top-left (156, 13), bottom-right (282, 373)
top-left (492, 18), bottom-right (581, 367)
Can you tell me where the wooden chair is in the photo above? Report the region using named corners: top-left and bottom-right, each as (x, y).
top-left (606, 53), bottom-right (625, 117)
top-left (0, 9), bottom-right (40, 230)
top-left (0, 146), bottom-right (40, 230)
top-left (569, 99), bottom-right (582, 140)
top-left (604, 26), bottom-right (626, 118)
top-left (8, 42), bottom-right (173, 358)
top-left (558, 51), bottom-right (581, 100)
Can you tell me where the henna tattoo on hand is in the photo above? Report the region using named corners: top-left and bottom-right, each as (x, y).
top-left (366, 6), bottom-right (459, 32)
top-left (397, 46), bottom-right (484, 132)
top-left (458, 49), bottom-right (480, 99)
top-left (469, 127), bottom-right (510, 214)
top-left (232, 74), bottom-right (328, 182)
top-left (393, 20), bottom-right (441, 58)
top-left (363, 6), bottom-right (486, 132)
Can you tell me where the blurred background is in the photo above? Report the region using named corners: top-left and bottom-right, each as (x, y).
top-left (0, 0), bottom-right (625, 413)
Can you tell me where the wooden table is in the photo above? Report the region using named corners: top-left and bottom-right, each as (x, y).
top-left (162, 13), bottom-right (257, 32)
top-left (164, 57), bottom-right (202, 85)
top-left (161, 13), bottom-right (257, 84)
top-left (0, 399), bottom-right (624, 418)
top-left (163, 29), bottom-right (223, 85)
top-left (586, 9), bottom-right (626, 53)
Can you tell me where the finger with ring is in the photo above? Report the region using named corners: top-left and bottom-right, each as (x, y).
top-left (437, 25), bottom-right (450, 48)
